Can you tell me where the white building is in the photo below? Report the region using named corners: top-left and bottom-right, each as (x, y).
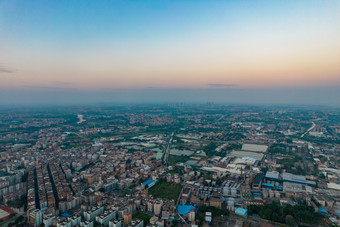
top-left (188, 210), bottom-right (195, 222)
top-left (96, 209), bottom-right (117, 226)
top-left (84, 206), bottom-right (104, 221)
top-left (80, 220), bottom-right (94, 227)
top-left (109, 219), bottom-right (122, 227)
top-left (43, 213), bottom-right (55, 227)
top-left (129, 219), bottom-right (143, 227)
top-left (205, 212), bottom-right (212, 222)
top-left (57, 220), bottom-right (72, 227)
top-left (154, 201), bottom-right (163, 215)
top-left (71, 216), bottom-right (81, 226)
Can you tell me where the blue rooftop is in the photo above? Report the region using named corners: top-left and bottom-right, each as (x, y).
top-left (319, 209), bottom-right (328, 214)
top-left (262, 183), bottom-right (274, 187)
top-left (61, 213), bottom-right (71, 217)
top-left (235, 207), bottom-right (247, 217)
top-left (143, 179), bottom-right (155, 185)
top-left (178, 202), bottom-right (195, 215)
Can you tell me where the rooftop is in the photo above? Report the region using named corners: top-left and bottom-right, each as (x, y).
top-left (178, 203), bottom-right (195, 215)
top-left (143, 179), bottom-right (155, 185)
top-left (242, 144), bottom-right (268, 153)
top-left (235, 207), bottom-right (248, 217)
top-left (265, 171), bottom-right (279, 180)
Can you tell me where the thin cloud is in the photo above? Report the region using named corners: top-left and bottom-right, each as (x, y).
top-left (208, 83), bottom-right (235, 88)
top-left (0, 66), bottom-right (15, 73)
top-left (22, 85), bottom-right (73, 90)
top-left (53, 81), bottom-right (74, 85)
top-left (144, 86), bottom-right (161, 89)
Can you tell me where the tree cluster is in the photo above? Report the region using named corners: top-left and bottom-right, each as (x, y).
top-left (247, 202), bottom-right (323, 225)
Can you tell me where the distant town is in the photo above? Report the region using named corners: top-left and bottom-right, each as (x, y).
top-left (0, 104), bottom-right (339, 227)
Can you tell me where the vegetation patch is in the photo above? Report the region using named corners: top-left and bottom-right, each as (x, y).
top-left (148, 179), bottom-right (182, 200)
top-left (168, 155), bottom-right (191, 165)
top-left (247, 202), bottom-right (323, 226)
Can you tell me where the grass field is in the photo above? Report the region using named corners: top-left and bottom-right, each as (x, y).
top-left (167, 154), bottom-right (191, 165)
top-left (148, 179), bottom-right (182, 200)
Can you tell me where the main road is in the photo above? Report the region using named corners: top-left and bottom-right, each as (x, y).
top-left (301, 121), bottom-right (316, 138)
top-left (163, 132), bottom-right (174, 164)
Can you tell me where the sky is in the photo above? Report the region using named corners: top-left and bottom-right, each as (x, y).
top-left (0, 0), bottom-right (339, 106)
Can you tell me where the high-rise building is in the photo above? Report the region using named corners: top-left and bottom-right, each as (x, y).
top-left (109, 219), bottom-right (122, 227)
top-left (29, 209), bottom-right (43, 227)
top-left (153, 201), bottom-right (162, 215)
top-left (124, 212), bottom-right (132, 225)
top-left (84, 206), bottom-right (104, 221)
top-left (188, 209), bottom-right (195, 222)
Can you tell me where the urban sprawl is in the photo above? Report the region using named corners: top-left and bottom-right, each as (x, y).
top-left (0, 104), bottom-right (339, 227)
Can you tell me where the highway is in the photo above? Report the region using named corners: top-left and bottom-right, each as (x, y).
top-left (163, 132), bottom-right (174, 164)
top-left (301, 121), bottom-right (316, 138)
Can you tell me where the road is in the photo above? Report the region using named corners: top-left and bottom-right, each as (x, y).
top-left (217, 115), bottom-right (226, 122)
top-left (163, 132), bottom-right (174, 164)
top-left (301, 121), bottom-right (315, 138)
top-left (176, 186), bottom-right (189, 227)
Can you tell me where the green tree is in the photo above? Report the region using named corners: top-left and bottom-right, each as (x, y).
top-left (285, 215), bottom-right (295, 226)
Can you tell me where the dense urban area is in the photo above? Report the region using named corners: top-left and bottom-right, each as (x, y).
top-left (0, 104), bottom-right (339, 227)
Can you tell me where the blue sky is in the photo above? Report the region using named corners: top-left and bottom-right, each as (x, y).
top-left (0, 0), bottom-right (339, 105)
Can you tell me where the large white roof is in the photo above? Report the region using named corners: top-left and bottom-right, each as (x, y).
top-left (228, 150), bottom-right (264, 161)
top-left (242, 144), bottom-right (268, 153)
top-left (265, 171), bottom-right (279, 179)
top-left (327, 182), bottom-right (340, 190)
